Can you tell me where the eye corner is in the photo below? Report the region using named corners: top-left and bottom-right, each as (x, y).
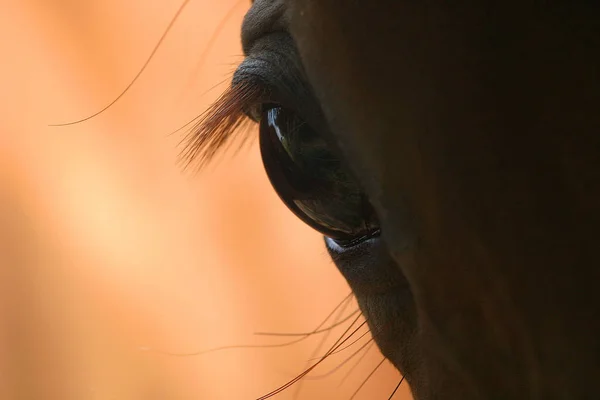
top-left (243, 103), bottom-right (263, 122)
top-left (328, 228), bottom-right (382, 249)
top-left (244, 102), bottom-right (282, 123)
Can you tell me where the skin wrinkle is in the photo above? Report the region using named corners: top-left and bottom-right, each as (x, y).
top-left (240, 1), bottom-right (600, 399)
top-left (241, 0), bottom-right (287, 56)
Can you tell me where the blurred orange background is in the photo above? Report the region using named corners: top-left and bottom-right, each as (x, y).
top-left (0, 0), bottom-right (410, 399)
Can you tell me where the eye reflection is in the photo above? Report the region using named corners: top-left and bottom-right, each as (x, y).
top-left (259, 106), bottom-right (379, 244)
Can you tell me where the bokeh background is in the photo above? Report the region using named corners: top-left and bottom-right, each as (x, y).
top-left (0, 0), bottom-right (411, 398)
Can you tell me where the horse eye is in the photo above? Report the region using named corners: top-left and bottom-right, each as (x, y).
top-left (259, 106), bottom-right (380, 245)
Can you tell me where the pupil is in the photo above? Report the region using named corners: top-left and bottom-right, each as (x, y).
top-left (259, 106), bottom-right (379, 244)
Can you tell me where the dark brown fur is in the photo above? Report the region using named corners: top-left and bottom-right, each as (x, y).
top-left (191, 1), bottom-right (600, 398)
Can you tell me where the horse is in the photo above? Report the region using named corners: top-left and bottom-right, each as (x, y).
top-left (183, 0), bottom-right (600, 398)
top-left (43, 0), bottom-right (599, 398)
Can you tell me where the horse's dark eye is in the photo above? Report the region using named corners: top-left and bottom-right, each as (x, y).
top-left (259, 106), bottom-right (380, 245)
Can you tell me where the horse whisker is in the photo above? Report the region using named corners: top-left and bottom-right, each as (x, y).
top-left (304, 338), bottom-right (374, 380)
top-left (49, 0), bottom-right (194, 126)
top-left (254, 309), bottom-right (360, 337)
top-left (292, 293), bottom-right (356, 399)
top-left (308, 328), bottom-right (371, 361)
top-left (256, 316), bottom-right (366, 399)
top-left (338, 341), bottom-right (376, 388)
top-left (138, 293), bottom-right (355, 357)
top-left (386, 376), bottom-right (405, 400)
top-left (349, 356), bottom-right (386, 400)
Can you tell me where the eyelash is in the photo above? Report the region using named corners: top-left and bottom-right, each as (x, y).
top-left (179, 79), bottom-right (267, 170)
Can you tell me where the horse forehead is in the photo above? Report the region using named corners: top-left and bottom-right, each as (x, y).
top-left (241, 0), bottom-right (289, 55)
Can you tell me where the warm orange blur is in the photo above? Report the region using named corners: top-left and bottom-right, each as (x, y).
top-left (0, 1), bottom-right (411, 399)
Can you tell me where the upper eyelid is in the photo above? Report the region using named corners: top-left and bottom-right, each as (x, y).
top-left (232, 58), bottom-right (276, 120)
top-left (238, 30), bottom-right (306, 84)
top-left (233, 54), bottom-right (303, 119)
top-left (235, 39), bottom-right (306, 89)
top-left (232, 56), bottom-right (274, 87)
top-left (233, 33), bottom-right (332, 145)
top-left (233, 42), bottom-right (316, 120)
